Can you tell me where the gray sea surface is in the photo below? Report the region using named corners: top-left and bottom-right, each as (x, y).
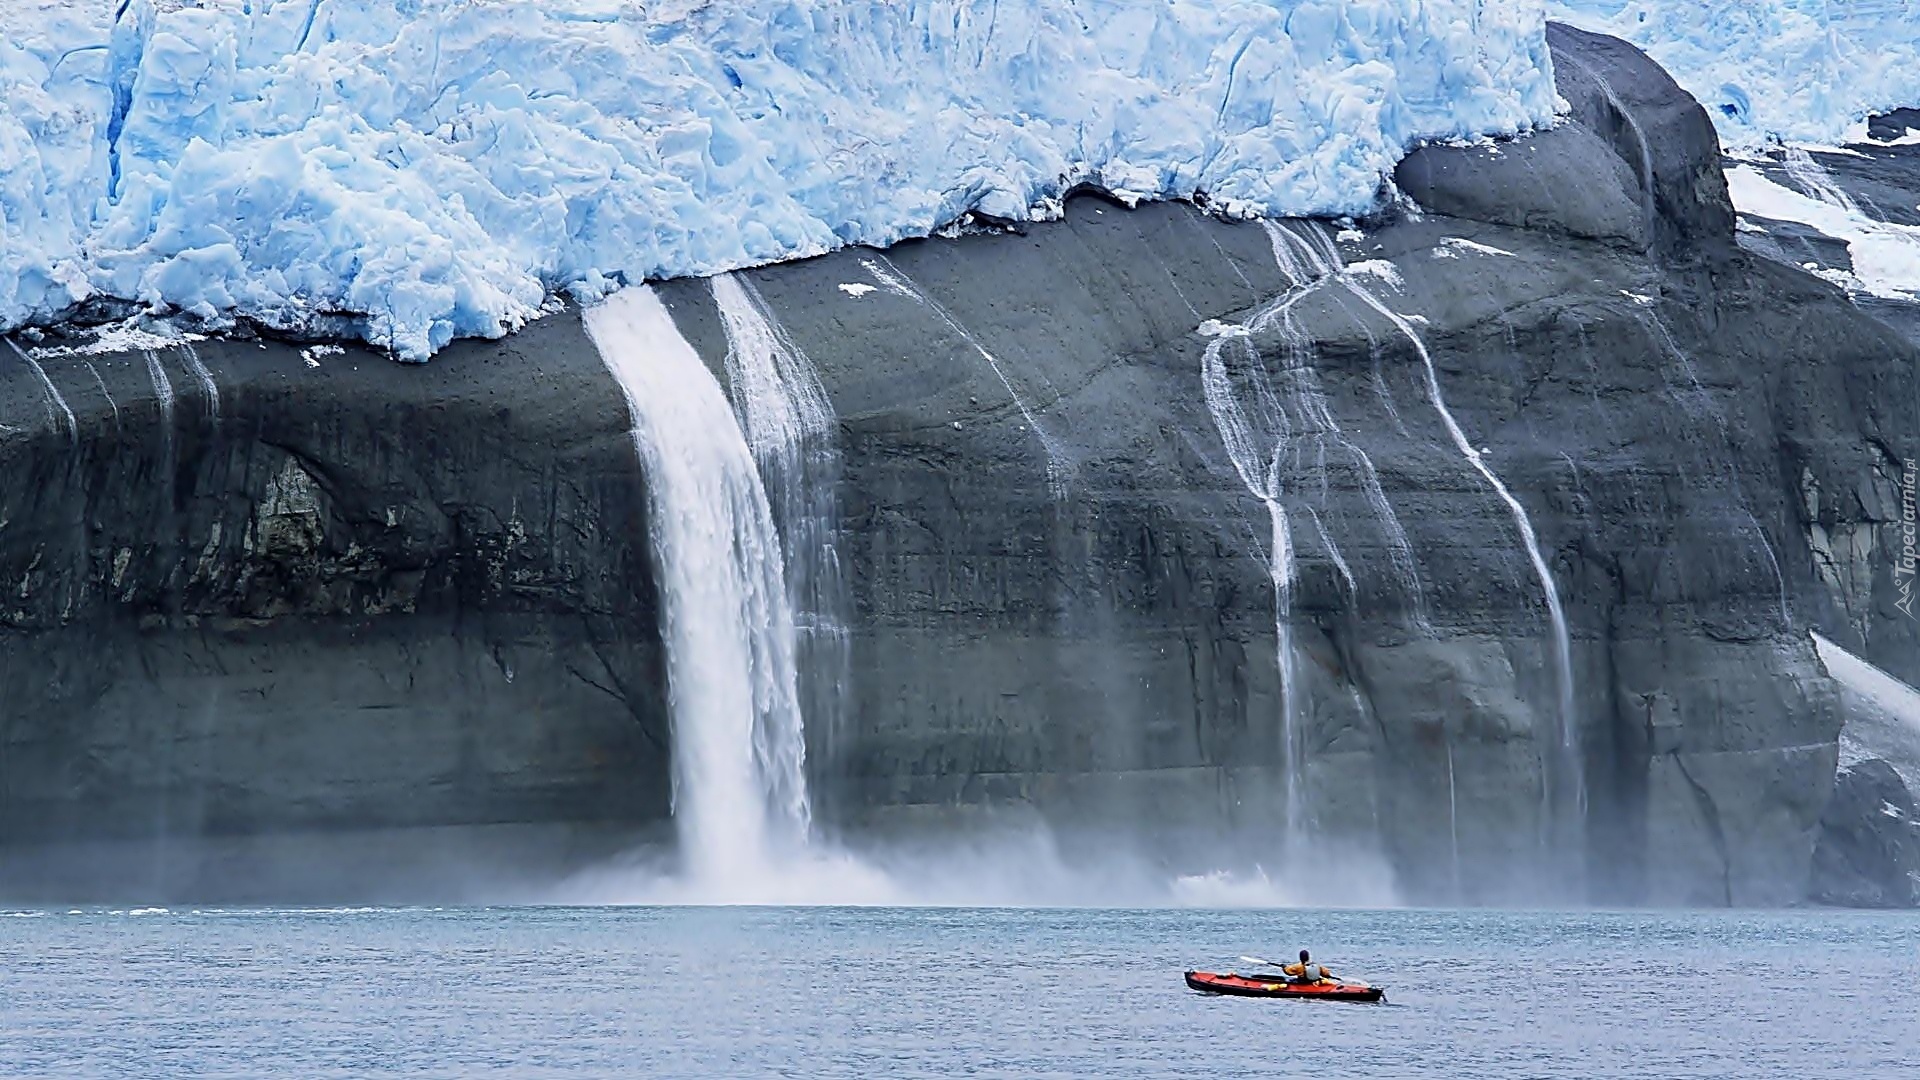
top-left (2, 905), bottom-right (1917, 1078)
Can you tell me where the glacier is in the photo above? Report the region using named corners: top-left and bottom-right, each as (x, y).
top-left (1546, 1), bottom-right (1920, 147)
top-left (0, 0), bottom-right (1559, 360)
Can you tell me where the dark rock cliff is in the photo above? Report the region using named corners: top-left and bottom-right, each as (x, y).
top-left (0, 329), bottom-right (671, 899)
top-left (2, 25), bottom-right (1915, 903)
top-left (1811, 760), bottom-right (1920, 908)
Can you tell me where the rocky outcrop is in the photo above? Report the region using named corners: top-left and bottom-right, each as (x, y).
top-left (1869, 108), bottom-right (1920, 143)
top-left (2, 25), bottom-right (1914, 903)
top-left (1726, 121), bottom-right (1920, 684)
top-left (1811, 760), bottom-right (1920, 908)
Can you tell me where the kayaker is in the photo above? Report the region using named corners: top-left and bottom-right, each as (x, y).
top-left (1282, 950), bottom-right (1333, 985)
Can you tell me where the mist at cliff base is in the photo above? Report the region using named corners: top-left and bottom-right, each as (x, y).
top-left (544, 825), bottom-right (1402, 909)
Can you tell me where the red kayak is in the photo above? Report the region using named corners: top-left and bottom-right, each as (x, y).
top-left (1184, 970), bottom-right (1385, 1003)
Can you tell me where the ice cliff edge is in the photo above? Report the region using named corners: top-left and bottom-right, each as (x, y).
top-left (0, 0), bottom-right (1558, 359)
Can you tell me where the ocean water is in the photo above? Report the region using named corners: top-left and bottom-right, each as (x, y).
top-left (2, 906), bottom-right (1916, 1078)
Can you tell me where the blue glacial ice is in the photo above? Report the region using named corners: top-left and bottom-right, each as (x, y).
top-left (0, 0), bottom-right (1559, 359)
top-left (1546, 1), bottom-right (1920, 147)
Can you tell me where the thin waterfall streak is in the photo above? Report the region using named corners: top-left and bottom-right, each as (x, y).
top-left (1556, 49), bottom-right (1657, 244)
top-left (1641, 309), bottom-right (1790, 628)
top-left (144, 349), bottom-right (176, 420)
top-left (1306, 506), bottom-right (1356, 596)
top-left (1639, 311), bottom-right (1718, 422)
top-left (6, 339), bottom-right (76, 442)
top-left (83, 361), bottom-right (120, 426)
top-left (1197, 221), bottom-right (1257, 291)
top-left (1332, 290), bottom-right (1413, 438)
top-left (1446, 738), bottom-right (1462, 899)
top-left (180, 342), bottom-right (219, 419)
top-left (1745, 506), bottom-right (1792, 626)
top-left (1198, 219), bottom-right (1360, 857)
top-left (863, 253), bottom-right (1070, 490)
top-left (1347, 441), bottom-right (1430, 631)
top-left (1247, 223), bottom-right (1429, 625)
top-left (712, 273), bottom-right (834, 452)
top-left (1203, 326), bottom-right (1307, 854)
top-left (1267, 498), bottom-right (1303, 847)
top-left (857, 255), bottom-right (918, 298)
top-left (1161, 259), bottom-right (1204, 320)
top-left (1783, 146), bottom-right (1860, 212)
top-left (1312, 436), bottom-right (1330, 505)
top-left (1342, 277), bottom-right (1582, 821)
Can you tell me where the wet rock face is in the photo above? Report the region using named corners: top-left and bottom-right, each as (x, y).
top-left (0, 327), bottom-right (671, 900)
top-left (0, 25), bottom-right (1913, 904)
top-left (1811, 760), bottom-right (1920, 908)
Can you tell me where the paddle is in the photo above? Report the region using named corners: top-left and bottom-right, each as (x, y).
top-left (1236, 955), bottom-right (1371, 989)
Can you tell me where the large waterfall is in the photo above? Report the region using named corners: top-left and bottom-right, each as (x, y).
top-left (582, 286), bottom-right (812, 889)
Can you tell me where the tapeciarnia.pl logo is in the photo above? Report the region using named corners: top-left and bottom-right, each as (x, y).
top-left (1899, 458), bottom-right (1918, 618)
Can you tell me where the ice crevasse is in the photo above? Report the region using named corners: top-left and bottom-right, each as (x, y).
top-left (0, 0), bottom-right (1558, 360)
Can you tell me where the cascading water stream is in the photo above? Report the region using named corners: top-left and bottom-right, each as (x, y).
top-left (1337, 265), bottom-right (1585, 836)
top-left (1446, 737), bottom-right (1462, 900)
top-left (5, 340), bottom-right (76, 442)
top-left (709, 272), bottom-right (853, 783)
top-left (1782, 146), bottom-right (1859, 212)
top-left (583, 286), bottom-right (812, 890)
top-left (1196, 219), bottom-right (1426, 856)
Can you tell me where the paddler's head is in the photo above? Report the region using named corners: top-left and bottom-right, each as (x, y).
top-left (1299, 950), bottom-right (1310, 963)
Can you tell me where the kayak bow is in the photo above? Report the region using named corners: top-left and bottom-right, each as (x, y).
top-left (1184, 970), bottom-right (1385, 1003)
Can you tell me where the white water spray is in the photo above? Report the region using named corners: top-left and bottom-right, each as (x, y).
top-left (583, 286), bottom-right (811, 889)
